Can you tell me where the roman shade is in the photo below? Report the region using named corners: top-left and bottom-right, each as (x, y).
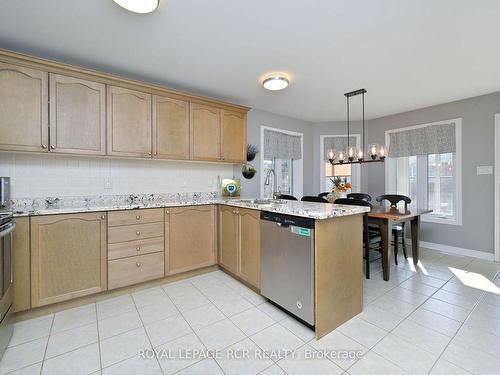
top-left (388, 123), bottom-right (456, 158)
top-left (264, 129), bottom-right (302, 159)
top-left (323, 136), bottom-right (357, 160)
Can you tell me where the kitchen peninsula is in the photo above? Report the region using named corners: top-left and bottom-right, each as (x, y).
top-left (12, 194), bottom-right (368, 339)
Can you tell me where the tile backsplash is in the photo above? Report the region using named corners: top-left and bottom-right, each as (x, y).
top-left (0, 153), bottom-right (234, 198)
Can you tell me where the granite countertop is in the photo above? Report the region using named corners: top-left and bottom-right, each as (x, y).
top-left (10, 193), bottom-right (369, 220)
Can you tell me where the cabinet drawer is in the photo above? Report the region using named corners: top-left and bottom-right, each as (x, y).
top-left (108, 208), bottom-right (164, 227)
top-left (108, 237), bottom-right (164, 260)
top-left (108, 222), bottom-right (164, 243)
top-left (108, 252), bottom-right (164, 289)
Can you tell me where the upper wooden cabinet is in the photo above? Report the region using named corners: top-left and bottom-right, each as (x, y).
top-left (153, 95), bottom-right (190, 159)
top-left (190, 103), bottom-right (221, 161)
top-left (0, 62), bottom-right (48, 152)
top-left (107, 86), bottom-right (152, 157)
top-left (30, 212), bottom-right (107, 307)
top-left (49, 74), bottom-right (106, 155)
top-left (221, 110), bottom-right (246, 163)
top-left (166, 205), bottom-right (216, 275)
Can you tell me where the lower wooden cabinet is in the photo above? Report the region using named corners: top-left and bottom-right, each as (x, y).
top-left (108, 252), bottom-right (164, 289)
top-left (218, 206), bottom-right (261, 288)
top-left (166, 206), bottom-right (216, 274)
top-left (30, 212), bottom-right (107, 307)
top-left (13, 217), bottom-right (31, 312)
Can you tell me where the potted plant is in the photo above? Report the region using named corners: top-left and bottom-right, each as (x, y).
top-left (327, 177), bottom-right (352, 202)
top-left (241, 163), bottom-right (256, 179)
top-left (246, 144), bottom-right (258, 162)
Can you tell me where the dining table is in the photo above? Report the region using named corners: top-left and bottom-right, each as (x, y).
top-left (368, 206), bottom-right (432, 281)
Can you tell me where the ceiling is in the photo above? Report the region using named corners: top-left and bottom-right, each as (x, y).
top-left (1, 0), bottom-right (499, 122)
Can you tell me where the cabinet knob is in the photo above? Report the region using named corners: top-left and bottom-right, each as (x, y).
top-left (136, 246), bottom-right (141, 251)
top-left (41, 144), bottom-right (47, 149)
top-left (136, 262), bottom-right (141, 267)
top-left (101, 215), bottom-right (105, 220)
top-left (166, 210), bottom-right (170, 214)
top-left (148, 152), bottom-right (152, 156)
top-left (136, 215), bottom-right (141, 220)
top-left (136, 231), bottom-right (141, 236)
top-left (50, 145), bottom-right (55, 150)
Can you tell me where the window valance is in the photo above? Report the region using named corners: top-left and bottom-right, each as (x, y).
top-left (263, 129), bottom-right (302, 160)
top-left (388, 122), bottom-right (456, 158)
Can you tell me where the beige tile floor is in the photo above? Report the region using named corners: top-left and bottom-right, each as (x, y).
top-left (1, 247), bottom-right (499, 375)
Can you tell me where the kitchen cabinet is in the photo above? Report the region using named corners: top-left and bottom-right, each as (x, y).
top-left (153, 95), bottom-right (190, 159)
top-left (166, 206), bottom-right (216, 274)
top-left (0, 62), bottom-right (48, 152)
top-left (107, 208), bottom-right (164, 289)
top-left (218, 206), bottom-right (261, 288)
top-left (30, 212), bottom-right (107, 307)
top-left (190, 103), bottom-right (221, 161)
top-left (107, 85), bottom-right (152, 157)
top-left (49, 73), bottom-right (106, 155)
top-left (218, 206), bottom-right (239, 274)
top-left (238, 208), bottom-right (260, 287)
top-left (221, 110), bottom-right (246, 163)
top-left (12, 217), bottom-right (31, 312)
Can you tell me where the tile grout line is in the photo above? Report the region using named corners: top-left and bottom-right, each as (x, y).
top-left (38, 310), bottom-right (55, 375)
top-left (94, 302), bottom-right (104, 374)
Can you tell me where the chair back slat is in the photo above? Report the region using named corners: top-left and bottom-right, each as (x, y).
top-left (376, 194), bottom-right (411, 210)
top-left (301, 196), bottom-right (329, 203)
top-left (347, 193), bottom-right (372, 202)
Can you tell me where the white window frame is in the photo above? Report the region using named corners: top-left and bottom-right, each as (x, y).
top-left (319, 134), bottom-right (361, 194)
top-left (494, 114), bottom-right (500, 261)
top-left (385, 118), bottom-right (462, 226)
top-left (260, 126), bottom-right (303, 199)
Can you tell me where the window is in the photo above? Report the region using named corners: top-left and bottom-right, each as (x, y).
top-left (263, 158), bottom-right (293, 198)
top-left (261, 126), bottom-right (303, 199)
top-left (386, 119), bottom-right (462, 225)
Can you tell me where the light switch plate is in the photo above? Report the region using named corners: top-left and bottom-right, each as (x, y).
top-left (476, 165), bottom-right (493, 175)
top-left (104, 177), bottom-right (113, 189)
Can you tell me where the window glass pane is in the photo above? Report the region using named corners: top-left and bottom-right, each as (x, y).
top-left (263, 158), bottom-right (293, 198)
top-left (395, 156), bottom-right (417, 207)
top-left (428, 153), bottom-right (455, 218)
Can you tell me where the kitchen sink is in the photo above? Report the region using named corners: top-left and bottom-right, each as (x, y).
top-left (252, 199), bottom-right (288, 205)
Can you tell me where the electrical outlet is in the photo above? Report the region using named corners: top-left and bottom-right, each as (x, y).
top-left (104, 177), bottom-right (113, 189)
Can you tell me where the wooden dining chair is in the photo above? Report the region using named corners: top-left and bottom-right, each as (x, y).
top-left (301, 196), bottom-right (329, 203)
top-left (375, 194), bottom-right (411, 264)
top-left (347, 193), bottom-right (372, 202)
top-left (318, 192), bottom-right (330, 198)
top-left (278, 194), bottom-right (298, 201)
top-left (334, 198), bottom-right (381, 279)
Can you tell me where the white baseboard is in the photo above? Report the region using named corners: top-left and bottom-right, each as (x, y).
top-left (419, 241), bottom-right (495, 261)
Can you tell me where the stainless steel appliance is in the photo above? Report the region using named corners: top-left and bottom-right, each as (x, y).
top-left (260, 211), bottom-right (315, 325)
top-left (0, 177), bottom-right (10, 209)
top-left (0, 177), bottom-right (14, 361)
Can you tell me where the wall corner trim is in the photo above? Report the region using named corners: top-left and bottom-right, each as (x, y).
top-left (419, 241), bottom-right (495, 261)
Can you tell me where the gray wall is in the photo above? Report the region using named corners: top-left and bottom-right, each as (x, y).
top-left (364, 92), bottom-right (499, 254)
top-left (234, 109), bottom-right (314, 199)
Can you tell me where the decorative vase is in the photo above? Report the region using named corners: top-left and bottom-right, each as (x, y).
top-left (327, 191), bottom-right (339, 203)
top-left (241, 163), bottom-right (256, 179)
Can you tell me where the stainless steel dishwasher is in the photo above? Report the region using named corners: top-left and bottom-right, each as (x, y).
top-left (260, 211), bottom-right (315, 325)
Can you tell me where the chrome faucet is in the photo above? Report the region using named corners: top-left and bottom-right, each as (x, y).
top-left (264, 169), bottom-right (280, 199)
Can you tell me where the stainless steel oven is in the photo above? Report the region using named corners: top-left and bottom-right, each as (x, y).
top-left (0, 215), bottom-right (15, 360)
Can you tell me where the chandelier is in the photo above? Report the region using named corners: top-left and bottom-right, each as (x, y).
top-left (328, 89), bottom-right (386, 165)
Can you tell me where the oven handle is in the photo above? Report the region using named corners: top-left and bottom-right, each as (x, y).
top-left (0, 222), bottom-right (15, 237)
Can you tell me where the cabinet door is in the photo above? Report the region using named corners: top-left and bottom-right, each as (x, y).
top-left (153, 95), bottom-right (189, 159)
top-left (13, 217), bottom-right (31, 312)
top-left (30, 212), bottom-right (107, 307)
top-left (238, 208), bottom-right (260, 288)
top-left (221, 110), bottom-right (246, 163)
top-left (218, 206), bottom-right (238, 273)
top-left (49, 74), bottom-right (106, 155)
top-left (0, 62), bottom-right (48, 152)
top-left (107, 86), bottom-right (152, 157)
top-left (190, 103), bottom-right (220, 161)
top-left (166, 206), bottom-right (216, 274)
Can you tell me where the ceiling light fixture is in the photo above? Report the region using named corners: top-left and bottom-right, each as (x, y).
top-left (113, 0), bottom-right (159, 14)
top-left (262, 74), bottom-right (290, 91)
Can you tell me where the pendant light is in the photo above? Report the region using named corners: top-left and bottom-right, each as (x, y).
top-left (328, 89), bottom-right (386, 166)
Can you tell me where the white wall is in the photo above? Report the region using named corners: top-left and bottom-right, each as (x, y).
top-left (0, 153), bottom-right (233, 198)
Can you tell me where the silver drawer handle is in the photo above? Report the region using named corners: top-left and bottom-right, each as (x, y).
top-left (136, 262), bottom-right (141, 267)
top-left (136, 231), bottom-right (141, 236)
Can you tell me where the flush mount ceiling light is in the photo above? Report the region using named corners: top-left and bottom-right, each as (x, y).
top-left (113, 0), bottom-right (159, 13)
top-left (262, 74), bottom-right (290, 91)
